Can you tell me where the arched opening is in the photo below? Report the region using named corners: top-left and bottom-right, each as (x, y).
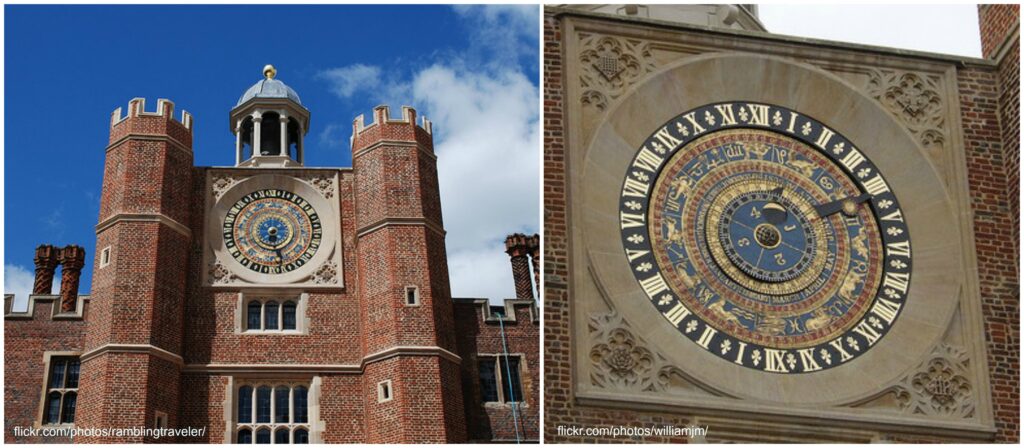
top-left (286, 118), bottom-right (301, 160)
top-left (260, 112), bottom-right (282, 156)
top-left (240, 116), bottom-right (255, 161)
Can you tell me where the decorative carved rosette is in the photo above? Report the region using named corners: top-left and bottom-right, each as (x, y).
top-left (303, 174), bottom-right (336, 199)
top-left (211, 174), bottom-right (246, 201)
top-left (589, 312), bottom-right (686, 393)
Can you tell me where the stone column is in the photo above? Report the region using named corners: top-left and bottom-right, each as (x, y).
top-left (32, 244), bottom-right (59, 295)
top-left (252, 111), bottom-right (263, 156)
top-left (505, 233), bottom-right (534, 300)
top-left (528, 234), bottom-right (540, 300)
top-left (235, 120), bottom-right (243, 165)
top-left (57, 245), bottom-right (86, 313)
top-left (279, 114), bottom-right (289, 157)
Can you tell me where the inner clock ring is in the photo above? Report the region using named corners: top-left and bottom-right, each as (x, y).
top-left (703, 175), bottom-right (833, 297)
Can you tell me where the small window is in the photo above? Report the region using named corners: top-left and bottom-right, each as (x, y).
top-left (478, 355), bottom-right (525, 404)
top-left (404, 286), bottom-right (420, 306)
top-left (100, 246), bottom-right (111, 268)
top-left (42, 356), bottom-right (80, 425)
top-left (242, 296), bottom-right (304, 333)
top-left (294, 428), bottom-right (309, 444)
top-left (377, 380), bottom-right (393, 402)
top-left (256, 428), bottom-right (271, 444)
top-left (154, 411), bottom-right (168, 429)
top-left (282, 301), bottom-right (297, 330)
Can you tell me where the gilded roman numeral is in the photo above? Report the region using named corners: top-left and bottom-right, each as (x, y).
top-left (632, 147), bottom-right (665, 172)
top-left (881, 209), bottom-right (904, 222)
top-left (639, 273), bottom-right (670, 298)
top-left (871, 297), bottom-right (902, 325)
top-left (746, 103), bottom-right (769, 126)
top-left (653, 126), bottom-right (682, 150)
top-left (682, 112), bottom-right (707, 135)
top-left (786, 111), bottom-right (800, 133)
top-left (829, 338), bottom-right (853, 362)
top-left (622, 177), bottom-right (650, 198)
top-left (625, 248), bottom-right (649, 262)
top-left (883, 271), bottom-right (910, 294)
top-left (733, 341), bottom-right (747, 365)
top-left (696, 326), bottom-right (717, 349)
top-left (862, 174), bottom-right (891, 196)
top-left (852, 320), bottom-right (881, 346)
top-left (620, 211), bottom-right (645, 229)
top-left (764, 349), bottom-right (788, 373)
top-left (714, 104), bottom-right (737, 126)
top-left (798, 348), bottom-right (822, 372)
top-left (839, 148), bottom-right (866, 171)
top-left (815, 126), bottom-right (836, 149)
top-left (663, 302), bottom-right (691, 325)
top-left (886, 240), bottom-right (911, 258)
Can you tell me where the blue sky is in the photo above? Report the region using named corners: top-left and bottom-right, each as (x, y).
top-left (4, 5), bottom-right (540, 308)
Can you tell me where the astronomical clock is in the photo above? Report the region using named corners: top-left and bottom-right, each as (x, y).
top-left (570, 50), bottom-right (994, 437)
top-left (203, 172), bottom-right (343, 289)
top-left (621, 103), bottom-right (910, 373)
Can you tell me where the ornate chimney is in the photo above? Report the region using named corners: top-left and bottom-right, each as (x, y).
top-left (32, 244), bottom-right (59, 295)
top-left (505, 233), bottom-right (535, 300)
top-left (57, 245), bottom-right (86, 312)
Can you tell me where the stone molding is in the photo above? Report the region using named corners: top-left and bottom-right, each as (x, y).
top-left (96, 213), bottom-right (191, 238)
top-left (80, 343), bottom-right (185, 366)
top-left (181, 345), bottom-right (461, 374)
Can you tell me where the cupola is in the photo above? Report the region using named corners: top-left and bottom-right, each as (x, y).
top-left (230, 65), bottom-right (311, 167)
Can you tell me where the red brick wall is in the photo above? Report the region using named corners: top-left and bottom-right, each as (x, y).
top-left (958, 66), bottom-right (1021, 444)
top-left (353, 109), bottom-right (466, 442)
top-left (979, 5), bottom-right (1020, 58)
top-left (453, 300), bottom-right (540, 442)
top-left (3, 298), bottom-right (89, 444)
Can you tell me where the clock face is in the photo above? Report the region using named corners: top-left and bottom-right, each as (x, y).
top-left (619, 102), bottom-right (911, 373)
top-left (224, 188), bottom-right (323, 274)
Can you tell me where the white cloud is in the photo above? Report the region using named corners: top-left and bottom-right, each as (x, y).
top-left (4, 264), bottom-right (58, 312)
top-left (316, 6), bottom-right (540, 302)
top-left (317, 64), bottom-right (382, 99)
top-left (318, 123), bottom-right (347, 148)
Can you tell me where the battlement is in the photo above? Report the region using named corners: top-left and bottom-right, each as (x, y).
top-left (453, 298), bottom-right (539, 324)
top-left (4, 293), bottom-right (90, 321)
top-left (352, 105), bottom-right (432, 137)
top-left (110, 97), bottom-right (193, 132)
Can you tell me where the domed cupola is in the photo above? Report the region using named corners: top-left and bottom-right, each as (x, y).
top-left (230, 65), bottom-right (311, 167)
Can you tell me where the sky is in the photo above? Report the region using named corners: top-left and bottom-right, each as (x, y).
top-left (3, 5), bottom-right (540, 309)
top-left (759, 4), bottom-right (982, 58)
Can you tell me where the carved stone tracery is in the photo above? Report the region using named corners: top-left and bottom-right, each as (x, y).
top-left (579, 34), bottom-right (657, 111)
top-left (865, 69), bottom-right (947, 150)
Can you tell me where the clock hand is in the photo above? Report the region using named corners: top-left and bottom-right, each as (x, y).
top-left (762, 187), bottom-right (788, 225)
top-left (814, 193), bottom-right (872, 218)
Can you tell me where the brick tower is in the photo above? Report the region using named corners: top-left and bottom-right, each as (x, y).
top-left (75, 98), bottom-right (194, 442)
top-left (352, 106), bottom-right (467, 442)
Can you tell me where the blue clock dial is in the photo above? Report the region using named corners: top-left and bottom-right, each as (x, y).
top-left (223, 189), bottom-right (322, 275)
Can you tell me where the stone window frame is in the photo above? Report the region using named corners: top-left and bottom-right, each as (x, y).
top-left (377, 380), bottom-right (394, 403)
top-left (403, 285), bottom-right (421, 307)
top-left (235, 291), bottom-right (309, 335)
top-left (99, 246), bottom-right (112, 268)
top-left (477, 353), bottom-right (528, 406)
top-left (226, 377), bottom-right (321, 444)
top-left (36, 351), bottom-right (81, 428)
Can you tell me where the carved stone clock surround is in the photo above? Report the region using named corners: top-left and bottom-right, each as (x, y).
top-left (203, 169), bottom-right (344, 289)
top-left (561, 13), bottom-right (995, 439)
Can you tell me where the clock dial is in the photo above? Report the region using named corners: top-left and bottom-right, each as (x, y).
top-left (619, 102), bottom-right (911, 373)
top-left (224, 188), bottom-right (323, 274)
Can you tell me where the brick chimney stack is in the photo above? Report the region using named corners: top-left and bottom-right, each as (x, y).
top-left (57, 245), bottom-right (86, 312)
top-left (505, 233), bottom-right (535, 300)
top-left (32, 244), bottom-right (59, 295)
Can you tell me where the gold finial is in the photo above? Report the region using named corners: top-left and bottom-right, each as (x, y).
top-left (263, 64), bottom-right (277, 79)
